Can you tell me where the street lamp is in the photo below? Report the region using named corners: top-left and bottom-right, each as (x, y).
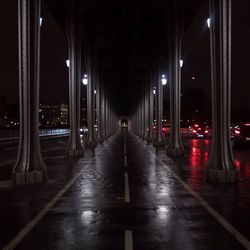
top-left (82, 74), bottom-right (88, 85)
top-left (66, 59), bottom-right (70, 68)
top-left (161, 74), bottom-right (167, 85)
top-left (153, 86), bottom-right (156, 95)
top-left (40, 17), bottom-right (43, 26)
top-left (207, 18), bottom-right (211, 29)
top-left (180, 59), bottom-right (183, 68)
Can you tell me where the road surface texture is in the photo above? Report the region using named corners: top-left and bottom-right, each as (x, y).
top-left (0, 130), bottom-right (250, 249)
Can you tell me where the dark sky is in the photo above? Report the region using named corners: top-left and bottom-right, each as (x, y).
top-left (0, 1), bottom-right (69, 105)
top-left (182, 0), bottom-right (250, 111)
top-left (0, 0), bottom-right (250, 112)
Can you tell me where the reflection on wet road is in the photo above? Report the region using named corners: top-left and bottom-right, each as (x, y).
top-left (184, 137), bottom-right (250, 181)
top-left (0, 131), bottom-right (250, 249)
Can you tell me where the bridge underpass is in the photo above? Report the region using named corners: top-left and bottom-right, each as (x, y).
top-left (1, 0), bottom-right (250, 249)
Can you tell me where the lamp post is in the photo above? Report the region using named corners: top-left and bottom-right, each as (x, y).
top-left (153, 73), bottom-right (167, 148)
top-left (167, 2), bottom-right (184, 157)
top-left (82, 74), bottom-right (88, 85)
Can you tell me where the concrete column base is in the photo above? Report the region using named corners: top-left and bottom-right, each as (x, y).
top-left (67, 148), bottom-right (84, 157)
top-left (153, 141), bottom-right (165, 148)
top-left (86, 141), bottom-right (97, 148)
top-left (12, 170), bottom-right (46, 185)
top-left (146, 138), bottom-right (153, 145)
top-left (98, 139), bottom-right (104, 144)
top-left (206, 169), bottom-right (238, 184)
top-left (167, 146), bottom-right (184, 157)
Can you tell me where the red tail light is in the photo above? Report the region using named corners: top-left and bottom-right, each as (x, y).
top-left (192, 129), bottom-right (197, 134)
top-left (205, 130), bottom-right (208, 134)
top-left (235, 130), bottom-right (240, 135)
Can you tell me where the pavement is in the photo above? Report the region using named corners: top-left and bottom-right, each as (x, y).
top-left (0, 130), bottom-right (250, 249)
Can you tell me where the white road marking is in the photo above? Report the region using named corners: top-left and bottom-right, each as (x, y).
top-left (124, 155), bottom-right (128, 166)
top-left (135, 133), bottom-right (250, 250)
top-left (2, 137), bottom-right (115, 250)
top-left (125, 230), bottom-right (133, 250)
top-left (124, 172), bottom-right (130, 203)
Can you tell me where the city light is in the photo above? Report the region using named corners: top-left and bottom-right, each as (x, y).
top-left (180, 59), bottom-right (183, 68)
top-left (207, 18), bottom-right (211, 29)
top-left (40, 17), bottom-right (43, 26)
top-left (153, 86), bottom-right (156, 95)
top-left (94, 90), bottom-right (97, 94)
top-left (66, 59), bottom-right (70, 68)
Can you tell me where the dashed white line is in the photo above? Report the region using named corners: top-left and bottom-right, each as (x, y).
top-left (124, 155), bottom-right (128, 166)
top-left (125, 230), bottom-right (133, 250)
top-left (124, 172), bottom-right (130, 203)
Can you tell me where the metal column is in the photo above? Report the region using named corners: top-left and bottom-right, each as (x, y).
top-left (167, 2), bottom-right (184, 157)
top-left (206, 0), bottom-right (237, 183)
top-left (98, 80), bottom-right (105, 143)
top-left (86, 47), bottom-right (97, 148)
top-left (66, 0), bottom-right (83, 156)
top-left (146, 76), bottom-right (154, 143)
top-left (13, 0), bottom-right (47, 184)
top-left (153, 70), bottom-right (164, 147)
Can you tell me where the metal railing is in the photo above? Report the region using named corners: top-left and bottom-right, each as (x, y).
top-left (0, 128), bottom-right (70, 141)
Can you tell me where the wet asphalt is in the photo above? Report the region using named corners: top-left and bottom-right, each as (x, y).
top-left (0, 129), bottom-right (250, 249)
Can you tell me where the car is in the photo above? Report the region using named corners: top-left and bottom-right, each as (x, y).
top-left (231, 123), bottom-right (250, 147)
top-left (189, 124), bottom-right (209, 138)
top-left (162, 123), bottom-right (170, 135)
top-left (151, 123), bottom-right (170, 135)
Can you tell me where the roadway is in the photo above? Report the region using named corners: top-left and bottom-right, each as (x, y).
top-left (0, 131), bottom-right (250, 249)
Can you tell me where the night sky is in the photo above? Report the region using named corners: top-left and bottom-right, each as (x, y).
top-left (0, 0), bottom-right (250, 115)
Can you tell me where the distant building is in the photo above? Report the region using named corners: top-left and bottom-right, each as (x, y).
top-left (39, 103), bottom-right (69, 127)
